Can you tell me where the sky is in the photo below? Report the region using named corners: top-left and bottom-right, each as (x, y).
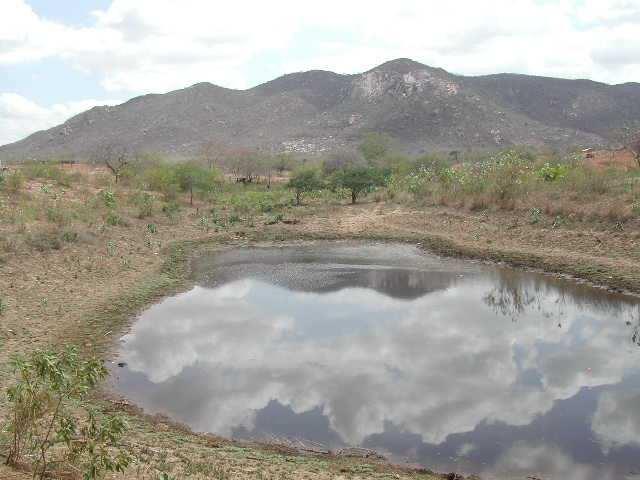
top-left (1, 0), bottom-right (640, 145)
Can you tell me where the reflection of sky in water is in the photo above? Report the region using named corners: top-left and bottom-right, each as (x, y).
top-left (111, 243), bottom-right (640, 479)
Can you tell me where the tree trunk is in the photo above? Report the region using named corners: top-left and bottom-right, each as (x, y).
top-left (296, 191), bottom-right (301, 206)
top-left (190, 186), bottom-right (193, 206)
top-left (351, 191), bottom-right (357, 204)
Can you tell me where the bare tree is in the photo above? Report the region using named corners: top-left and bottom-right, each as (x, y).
top-left (91, 143), bottom-right (130, 184)
top-left (222, 148), bottom-right (260, 183)
top-left (200, 141), bottom-right (226, 171)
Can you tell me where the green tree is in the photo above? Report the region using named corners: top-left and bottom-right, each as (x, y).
top-left (287, 167), bottom-right (322, 205)
top-left (331, 165), bottom-right (383, 204)
top-left (174, 162), bottom-right (219, 205)
top-left (274, 153), bottom-right (295, 174)
top-left (358, 132), bottom-right (391, 162)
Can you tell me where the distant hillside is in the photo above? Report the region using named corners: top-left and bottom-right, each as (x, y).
top-left (2, 58), bottom-right (640, 161)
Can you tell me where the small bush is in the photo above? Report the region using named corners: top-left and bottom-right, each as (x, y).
top-left (529, 207), bottom-right (542, 224)
top-left (101, 190), bottom-right (117, 209)
top-left (45, 204), bottom-right (71, 226)
top-left (264, 213), bottom-right (284, 225)
top-left (537, 162), bottom-right (568, 182)
top-left (27, 229), bottom-right (62, 251)
top-left (3, 170), bottom-right (24, 194)
top-left (61, 229), bottom-right (79, 243)
top-left (135, 192), bottom-right (154, 218)
top-left (3, 346), bottom-right (131, 479)
top-left (162, 201), bottom-right (181, 216)
top-left (105, 211), bottom-right (124, 226)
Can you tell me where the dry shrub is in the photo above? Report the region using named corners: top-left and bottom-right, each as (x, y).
top-left (466, 196), bottom-right (489, 211)
top-left (26, 228), bottom-right (62, 251)
top-left (600, 202), bottom-right (633, 223)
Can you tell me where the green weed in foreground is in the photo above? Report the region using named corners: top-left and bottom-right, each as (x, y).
top-left (2, 346), bottom-right (131, 479)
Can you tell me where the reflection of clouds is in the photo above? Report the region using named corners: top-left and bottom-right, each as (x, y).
top-left (122, 283), bottom-right (295, 382)
top-left (484, 442), bottom-right (615, 480)
top-left (118, 275), bottom-right (639, 447)
top-left (592, 389), bottom-right (640, 452)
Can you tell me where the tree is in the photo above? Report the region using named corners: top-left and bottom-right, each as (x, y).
top-left (200, 141), bottom-right (227, 171)
top-left (322, 149), bottom-right (364, 175)
top-left (223, 148), bottom-right (260, 183)
top-left (331, 165), bottom-right (383, 204)
top-left (274, 153), bottom-right (295, 174)
top-left (91, 143), bottom-right (130, 184)
top-left (174, 162), bottom-right (219, 205)
top-left (358, 132), bottom-right (391, 162)
top-left (287, 167), bottom-right (322, 205)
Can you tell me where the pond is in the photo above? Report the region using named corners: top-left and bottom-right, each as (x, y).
top-left (110, 242), bottom-right (640, 479)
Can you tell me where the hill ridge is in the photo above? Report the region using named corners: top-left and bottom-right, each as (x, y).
top-left (2, 58), bottom-right (639, 160)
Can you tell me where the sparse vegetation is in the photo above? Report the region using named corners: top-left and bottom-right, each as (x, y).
top-left (1, 143), bottom-right (639, 480)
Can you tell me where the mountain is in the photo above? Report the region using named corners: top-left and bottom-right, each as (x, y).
top-left (2, 58), bottom-right (640, 161)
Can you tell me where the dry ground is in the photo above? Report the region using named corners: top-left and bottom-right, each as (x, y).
top-left (1, 181), bottom-right (640, 479)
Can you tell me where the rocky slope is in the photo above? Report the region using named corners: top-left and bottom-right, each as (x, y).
top-left (2, 58), bottom-right (639, 161)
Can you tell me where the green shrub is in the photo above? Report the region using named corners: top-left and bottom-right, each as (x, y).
top-left (264, 213), bottom-right (284, 225)
top-left (105, 211), bottom-right (125, 226)
top-left (529, 207), bottom-right (542, 224)
top-left (45, 203), bottom-right (71, 226)
top-left (101, 190), bottom-right (116, 209)
top-left (3, 346), bottom-right (131, 479)
top-left (287, 167), bottom-right (322, 205)
top-left (135, 192), bottom-right (154, 218)
top-left (537, 162), bottom-right (569, 182)
top-left (21, 161), bottom-right (76, 187)
top-left (330, 165), bottom-right (384, 204)
top-left (162, 201), bottom-right (181, 216)
top-left (3, 170), bottom-right (24, 194)
top-left (61, 229), bottom-right (79, 243)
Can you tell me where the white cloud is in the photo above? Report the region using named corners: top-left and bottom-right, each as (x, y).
top-left (0, 93), bottom-right (121, 144)
top-left (591, 390), bottom-right (640, 452)
top-left (484, 442), bottom-right (615, 480)
top-left (2, 0), bottom-right (640, 95)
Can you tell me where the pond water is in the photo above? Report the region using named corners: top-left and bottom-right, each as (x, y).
top-left (111, 242), bottom-right (640, 479)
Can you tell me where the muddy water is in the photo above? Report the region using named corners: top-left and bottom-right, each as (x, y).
top-left (111, 242), bottom-right (640, 479)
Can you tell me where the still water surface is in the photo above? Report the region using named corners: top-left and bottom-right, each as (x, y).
top-left (112, 242), bottom-right (640, 479)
